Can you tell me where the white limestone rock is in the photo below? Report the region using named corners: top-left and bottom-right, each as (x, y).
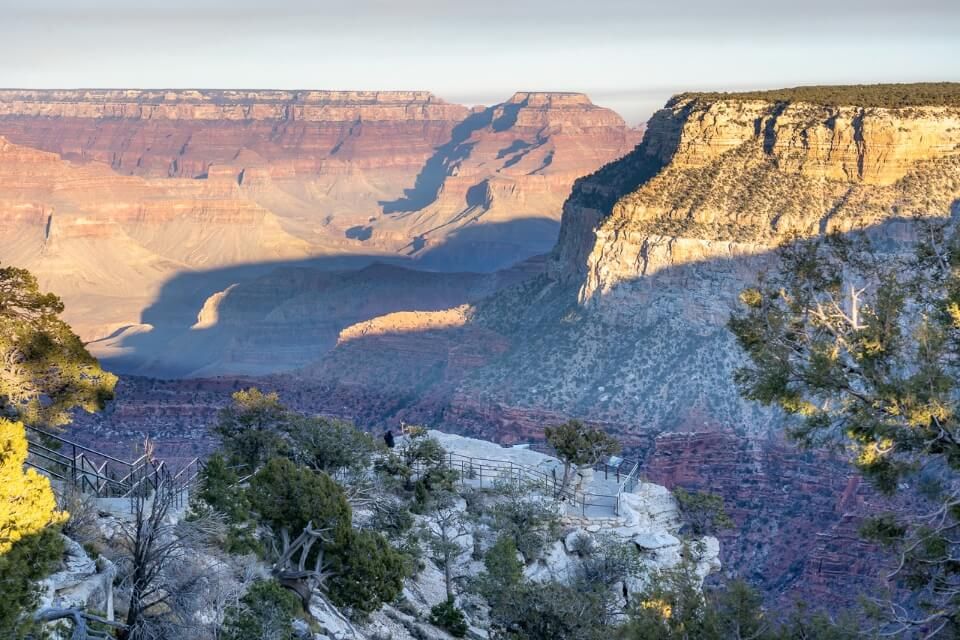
top-left (632, 531), bottom-right (681, 551)
top-left (309, 595), bottom-right (363, 640)
top-left (524, 540), bottom-right (573, 583)
top-left (563, 528), bottom-right (595, 554)
top-left (38, 535), bottom-right (115, 616)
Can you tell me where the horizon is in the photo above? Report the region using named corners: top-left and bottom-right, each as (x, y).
top-left (6, 0), bottom-right (959, 124)
top-left (3, 81), bottom-right (958, 127)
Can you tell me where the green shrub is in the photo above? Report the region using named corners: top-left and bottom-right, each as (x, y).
top-left (0, 528), bottom-right (65, 639)
top-left (429, 599), bottom-right (468, 638)
top-left (220, 579), bottom-right (301, 640)
top-left (673, 488), bottom-right (734, 536)
top-left (327, 529), bottom-right (406, 616)
top-left (247, 457), bottom-right (352, 541)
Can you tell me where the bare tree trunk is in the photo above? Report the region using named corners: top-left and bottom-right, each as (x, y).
top-left (271, 521), bottom-right (334, 611)
top-left (34, 608), bottom-right (126, 640)
top-left (443, 547), bottom-right (453, 601)
top-left (557, 461), bottom-right (573, 498)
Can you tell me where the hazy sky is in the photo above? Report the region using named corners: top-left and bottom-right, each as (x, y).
top-left (3, 0), bottom-right (959, 123)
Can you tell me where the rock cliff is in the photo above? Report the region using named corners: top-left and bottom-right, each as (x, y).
top-left (0, 89), bottom-right (641, 272)
top-left (458, 93), bottom-right (960, 430)
top-left (0, 89), bottom-right (640, 370)
top-left (248, 85), bottom-right (960, 612)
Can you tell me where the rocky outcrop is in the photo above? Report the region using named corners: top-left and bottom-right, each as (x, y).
top-left (38, 535), bottom-right (116, 619)
top-left (453, 94), bottom-right (960, 430)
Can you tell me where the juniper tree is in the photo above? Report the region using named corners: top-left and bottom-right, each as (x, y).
top-left (729, 223), bottom-right (960, 636)
top-left (0, 265), bottom-right (116, 428)
top-left (545, 419), bottom-right (621, 498)
top-left (0, 265), bottom-right (115, 638)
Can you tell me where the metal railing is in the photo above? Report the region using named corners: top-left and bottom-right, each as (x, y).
top-left (432, 449), bottom-right (638, 518)
top-left (522, 442), bottom-right (643, 517)
top-left (615, 459), bottom-right (642, 516)
top-left (25, 425), bottom-right (202, 502)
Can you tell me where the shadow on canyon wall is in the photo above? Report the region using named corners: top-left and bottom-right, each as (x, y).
top-left (414, 216), bottom-right (559, 272)
top-left (83, 215), bottom-right (948, 616)
top-left (380, 107), bottom-right (497, 214)
top-left (269, 214), bottom-right (951, 616)
top-left (92, 218), bottom-right (555, 379)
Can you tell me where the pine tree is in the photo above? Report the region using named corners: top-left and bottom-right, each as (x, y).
top-left (0, 419), bottom-right (67, 637)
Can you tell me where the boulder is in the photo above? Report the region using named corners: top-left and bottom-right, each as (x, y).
top-left (38, 535), bottom-right (115, 618)
top-left (632, 531), bottom-right (681, 551)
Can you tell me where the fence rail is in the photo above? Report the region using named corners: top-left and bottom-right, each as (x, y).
top-left (433, 449), bottom-right (640, 517)
top-left (24, 426), bottom-right (202, 503)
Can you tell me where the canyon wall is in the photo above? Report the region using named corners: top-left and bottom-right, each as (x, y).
top-left (261, 91), bottom-right (960, 610)
top-left (0, 89), bottom-right (640, 372)
top-left (0, 90), bottom-right (641, 270)
top-left (60, 88), bottom-right (960, 612)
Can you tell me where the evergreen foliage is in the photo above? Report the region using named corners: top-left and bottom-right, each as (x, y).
top-left (672, 83), bottom-right (960, 109)
top-left (287, 415), bottom-right (382, 476)
top-left (198, 453), bottom-right (406, 617)
top-left (621, 564), bottom-right (861, 640)
top-left (673, 488), bottom-right (735, 536)
top-left (482, 535), bottom-right (523, 590)
top-left (0, 265), bottom-right (115, 636)
top-left (429, 599), bottom-right (468, 638)
top-left (0, 265), bottom-right (116, 427)
top-left (188, 453), bottom-right (259, 553)
top-left (327, 528), bottom-right (406, 615)
top-left (0, 528), bottom-right (64, 638)
top-left (0, 419), bottom-right (68, 637)
top-left (487, 481), bottom-right (561, 561)
top-left (0, 419), bottom-right (68, 555)
top-left (219, 579), bottom-right (301, 640)
top-left (545, 419), bottom-right (621, 498)
top-left (247, 457), bottom-right (352, 542)
top-left (214, 388), bottom-right (292, 474)
top-left (729, 223), bottom-right (960, 635)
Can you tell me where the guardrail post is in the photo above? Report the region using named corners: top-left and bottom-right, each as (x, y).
top-left (71, 444), bottom-right (77, 487)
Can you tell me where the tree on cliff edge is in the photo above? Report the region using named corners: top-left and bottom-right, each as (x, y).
top-left (0, 264), bottom-right (116, 428)
top-left (545, 419), bottom-right (621, 498)
top-left (729, 224), bottom-right (960, 636)
top-left (0, 264), bottom-right (115, 637)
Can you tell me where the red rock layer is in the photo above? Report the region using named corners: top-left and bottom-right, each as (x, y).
top-left (642, 431), bottom-right (898, 613)
top-left (0, 90), bottom-right (468, 178)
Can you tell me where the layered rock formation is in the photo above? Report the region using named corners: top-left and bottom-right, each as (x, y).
top-left (262, 86), bottom-right (959, 610)
top-left (0, 136), bottom-right (312, 340)
top-left (0, 89), bottom-right (641, 273)
top-left (0, 89), bottom-right (639, 372)
top-left (61, 85), bottom-right (960, 613)
top-left (458, 95), bottom-right (960, 430)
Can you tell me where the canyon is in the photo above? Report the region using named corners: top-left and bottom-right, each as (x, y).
top-left (0, 89), bottom-right (640, 373)
top-left (17, 84), bottom-right (960, 615)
